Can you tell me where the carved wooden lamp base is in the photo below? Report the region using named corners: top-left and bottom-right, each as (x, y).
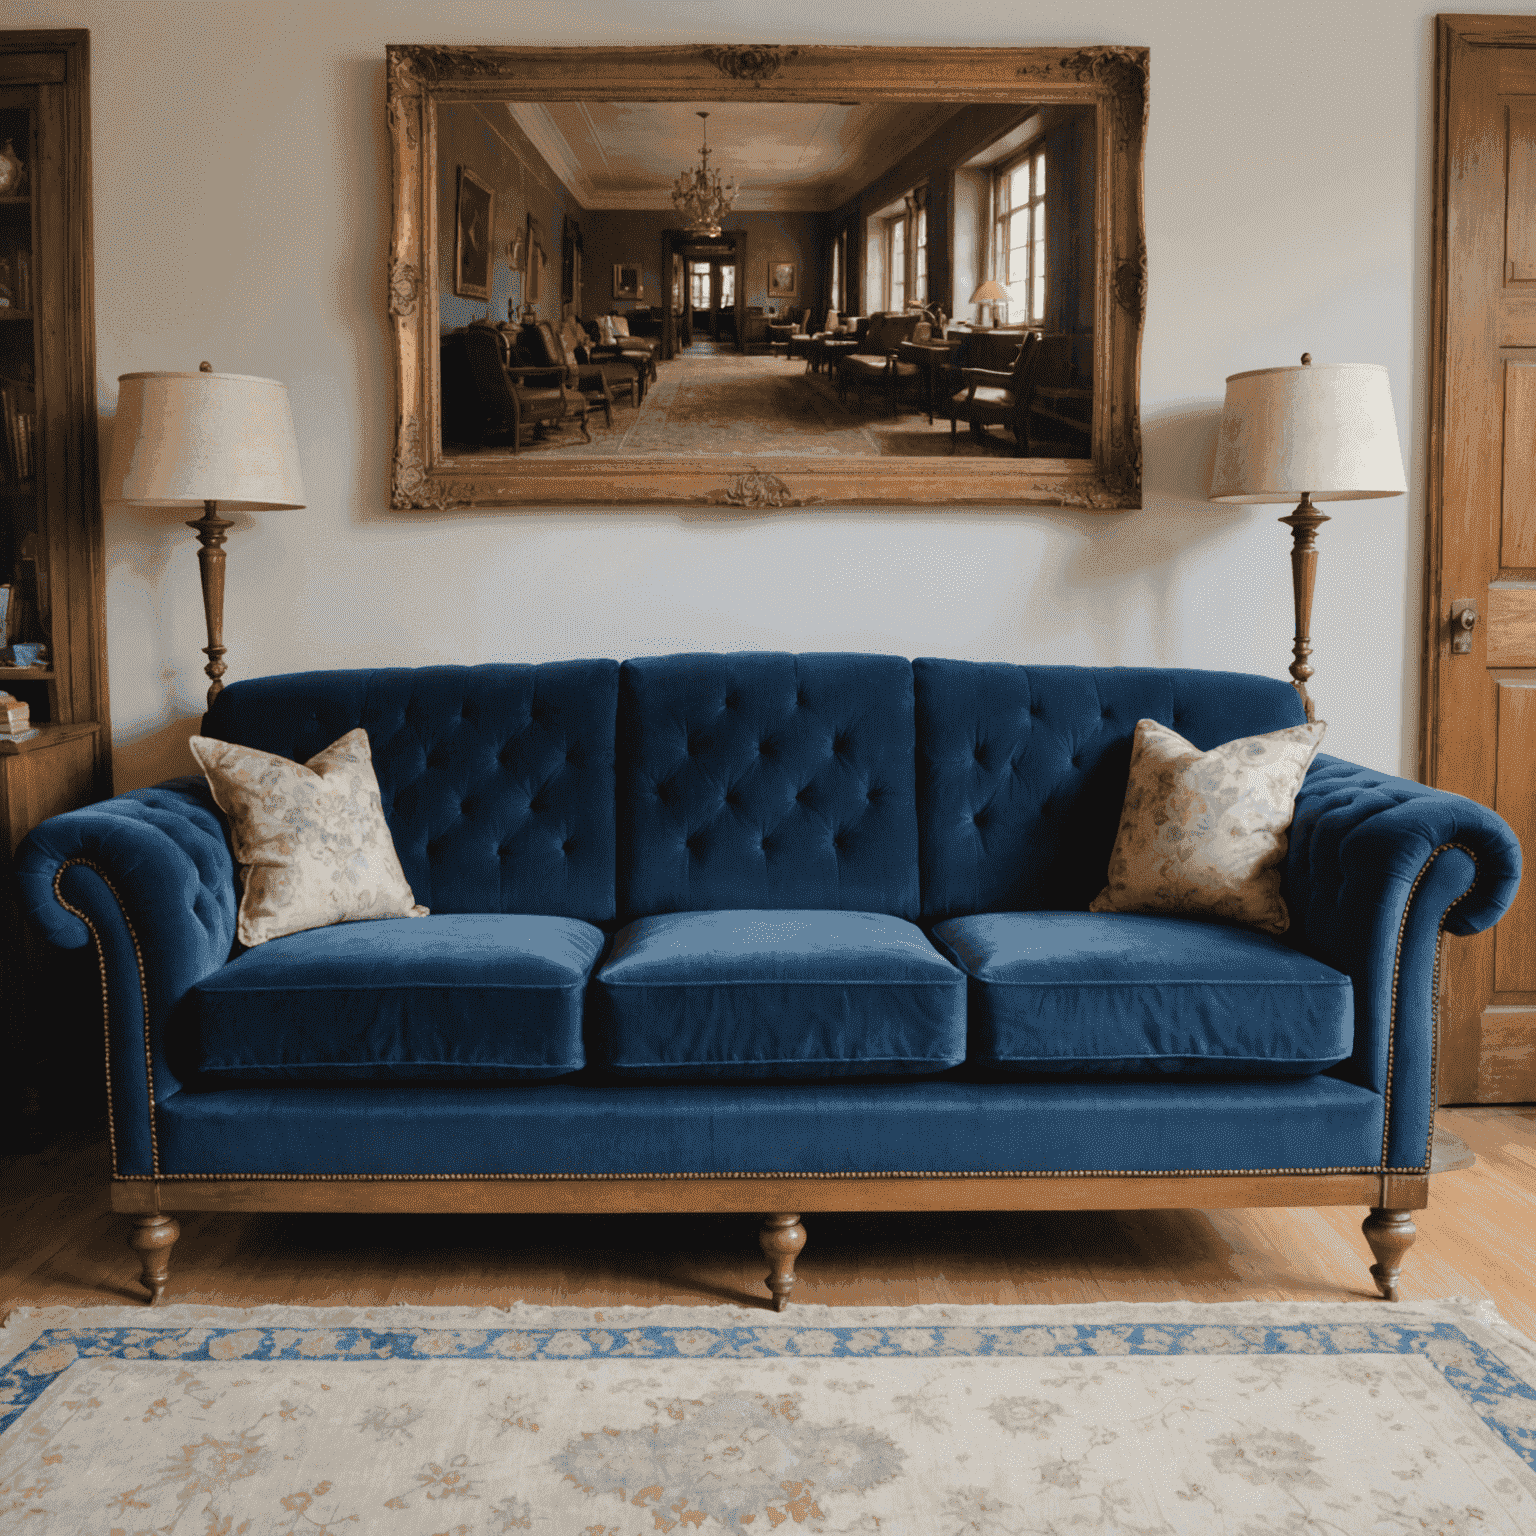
top-left (1278, 488), bottom-right (1330, 725)
top-left (759, 1214), bottom-right (807, 1311)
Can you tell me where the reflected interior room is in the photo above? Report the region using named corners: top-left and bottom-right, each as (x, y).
top-left (437, 99), bottom-right (1095, 460)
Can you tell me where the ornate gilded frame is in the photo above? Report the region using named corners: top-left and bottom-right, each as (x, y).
top-left (386, 43), bottom-right (1146, 510)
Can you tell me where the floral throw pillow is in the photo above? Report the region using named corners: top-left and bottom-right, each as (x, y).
top-left (189, 728), bottom-right (428, 947)
top-left (1089, 717), bottom-right (1327, 935)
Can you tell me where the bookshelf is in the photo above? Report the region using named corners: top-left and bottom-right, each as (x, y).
top-left (0, 32), bottom-right (107, 1148)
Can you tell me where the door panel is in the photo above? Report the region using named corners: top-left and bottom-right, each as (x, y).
top-left (1427, 18), bottom-right (1536, 1102)
top-left (1505, 104), bottom-right (1536, 281)
top-left (1501, 365), bottom-right (1536, 565)
top-left (1492, 678), bottom-right (1536, 994)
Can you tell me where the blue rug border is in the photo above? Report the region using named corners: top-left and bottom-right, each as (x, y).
top-left (3, 1318), bottom-right (1534, 1473)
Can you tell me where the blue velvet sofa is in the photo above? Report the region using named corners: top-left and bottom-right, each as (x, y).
top-left (16, 653), bottom-right (1521, 1308)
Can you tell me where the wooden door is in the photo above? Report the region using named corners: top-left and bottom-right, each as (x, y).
top-left (1426, 15), bottom-right (1536, 1101)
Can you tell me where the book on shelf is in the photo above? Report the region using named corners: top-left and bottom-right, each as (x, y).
top-left (0, 378), bottom-right (35, 483)
top-left (0, 726), bottom-right (39, 746)
top-left (12, 251), bottom-right (30, 313)
top-left (0, 691), bottom-right (31, 734)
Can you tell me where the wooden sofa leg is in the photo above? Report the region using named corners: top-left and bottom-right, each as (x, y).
top-left (760, 1214), bottom-right (806, 1311)
top-left (129, 1214), bottom-right (180, 1306)
top-left (1363, 1207), bottom-right (1416, 1301)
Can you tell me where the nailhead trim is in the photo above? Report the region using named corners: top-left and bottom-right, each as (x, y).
top-left (1381, 842), bottom-right (1478, 1172)
top-left (53, 859), bottom-right (157, 1180)
top-left (115, 1165), bottom-right (1414, 1183)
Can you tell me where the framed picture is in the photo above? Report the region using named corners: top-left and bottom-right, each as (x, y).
top-left (389, 43), bottom-right (1145, 510)
top-left (453, 166), bottom-right (494, 300)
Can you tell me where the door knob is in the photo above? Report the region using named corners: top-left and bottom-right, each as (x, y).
top-left (1451, 599), bottom-right (1478, 655)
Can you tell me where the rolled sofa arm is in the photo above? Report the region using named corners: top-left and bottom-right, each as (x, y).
top-left (16, 777), bottom-right (237, 1178)
top-left (1283, 754), bottom-right (1522, 1172)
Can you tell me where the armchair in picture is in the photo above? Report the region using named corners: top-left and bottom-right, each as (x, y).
top-left (800, 313), bottom-right (861, 370)
top-left (592, 313), bottom-right (659, 381)
top-left (616, 306), bottom-right (664, 339)
top-left (565, 318), bottom-right (643, 409)
top-left (518, 320), bottom-right (621, 426)
top-left (948, 331), bottom-right (1069, 455)
top-left (567, 318), bottom-right (646, 406)
top-left (456, 324), bottom-right (588, 454)
top-left (767, 305), bottom-right (809, 358)
top-left (834, 312), bottom-right (925, 414)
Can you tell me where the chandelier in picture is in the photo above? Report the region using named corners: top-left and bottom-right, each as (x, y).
top-left (671, 110), bottom-right (737, 236)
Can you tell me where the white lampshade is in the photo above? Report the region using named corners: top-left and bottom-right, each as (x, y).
top-left (968, 280), bottom-right (1009, 307)
top-left (1209, 361), bottom-right (1406, 504)
top-left (105, 370), bottom-right (305, 510)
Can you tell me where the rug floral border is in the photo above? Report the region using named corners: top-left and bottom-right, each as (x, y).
top-left (4, 1316), bottom-right (1534, 1474)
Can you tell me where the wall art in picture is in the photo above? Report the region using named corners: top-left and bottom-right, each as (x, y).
top-left (454, 166), bottom-right (494, 301)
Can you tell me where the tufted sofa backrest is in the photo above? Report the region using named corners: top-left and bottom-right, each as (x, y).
top-left (617, 652), bottom-right (922, 921)
top-left (200, 655), bottom-right (1308, 929)
top-left (913, 660), bottom-right (1308, 920)
top-left (200, 662), bottom-right (619, 922)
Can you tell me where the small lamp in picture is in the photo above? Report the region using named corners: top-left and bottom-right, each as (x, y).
top-left (1208, 354), bottom-right (1406, 722)
top-left (104, 364), bottom-right (305, 709)
top-left (968, 280), bottom-right (1010, 329)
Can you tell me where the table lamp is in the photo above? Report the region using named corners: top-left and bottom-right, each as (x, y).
top-left (104, 364), bottom-right (305, 709)
top-left (1208, 354), bottom-right (1406, 722)
top-left (968, 280), bottom-right (1009, 329)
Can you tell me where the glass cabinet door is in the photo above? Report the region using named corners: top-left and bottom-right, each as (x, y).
top-left (0, 86), bottom-right (46, 724)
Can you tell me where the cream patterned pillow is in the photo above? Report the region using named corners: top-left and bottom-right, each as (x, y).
top-left (189, 728), bottom-right (428, 947)
top-left (1089, 717), bottom-right (1326, 935)
top-left (595, 315), bottom-right (617, 345)
top-left (610, 312), bottom-right (631, 337)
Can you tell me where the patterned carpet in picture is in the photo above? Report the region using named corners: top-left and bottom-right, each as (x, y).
top-left (3, 1297), bottom-right (1535, 1532)
top-left (474, 351), bottom-right (1021, 461)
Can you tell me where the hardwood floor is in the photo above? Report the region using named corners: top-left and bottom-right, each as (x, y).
top-left (4, 1109), bottom-right (1533, 1334)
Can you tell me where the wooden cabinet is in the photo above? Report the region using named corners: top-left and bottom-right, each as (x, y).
top-left (0, 32), bottom-right (108, 1148)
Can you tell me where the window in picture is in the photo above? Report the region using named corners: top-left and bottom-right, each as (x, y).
top-left (914, 201), bottom-right (928, 304)
top-left (996, 147), bottom-right (1046, 325)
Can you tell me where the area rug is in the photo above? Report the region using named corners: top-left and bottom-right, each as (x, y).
top-left (3, 1298), bottom-right (1535, 1532)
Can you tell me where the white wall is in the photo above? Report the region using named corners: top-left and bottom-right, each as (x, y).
top-left (7, 0), bottom-right (1470, 787)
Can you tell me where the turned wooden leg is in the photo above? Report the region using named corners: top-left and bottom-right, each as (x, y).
top-left (1363, 1207), bottom-right (1416, 1302)
top-left (759, 1214), bottom-right (806, 1312)
top-left (129, 1214), bottom-right (180, 1306)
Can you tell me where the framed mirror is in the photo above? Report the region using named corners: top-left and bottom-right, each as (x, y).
top-left (387, 44), bottom-right (1145, 510)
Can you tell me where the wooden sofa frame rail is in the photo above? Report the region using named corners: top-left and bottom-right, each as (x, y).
top-left (115, 1172), bottom-right (1428, 1312)
top-left (111, 1171), bottom-right (1429, 1218)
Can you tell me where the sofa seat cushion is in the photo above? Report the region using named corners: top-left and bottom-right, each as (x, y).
top-left (190, 913), bottom-right (605, 1082)
top-left (595, 909), bottom-right (966, 1081)
top-left (932, 911), bottom-right (1352, 1078)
